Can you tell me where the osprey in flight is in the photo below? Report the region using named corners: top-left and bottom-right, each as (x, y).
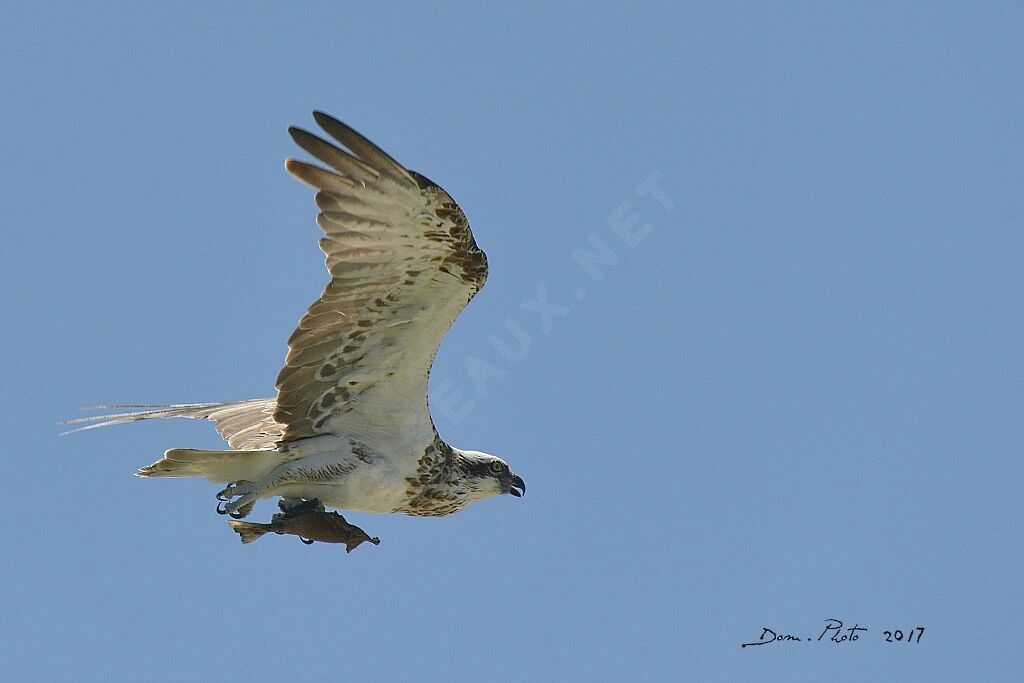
top-left (69, 112), bottom-right (524, 528)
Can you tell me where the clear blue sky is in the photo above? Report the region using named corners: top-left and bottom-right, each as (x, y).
top-left (2, 2), bottom-right (1021, 681)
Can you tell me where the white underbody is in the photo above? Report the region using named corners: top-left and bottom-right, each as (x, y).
top-left (247, 434), bottom-right (422, 514)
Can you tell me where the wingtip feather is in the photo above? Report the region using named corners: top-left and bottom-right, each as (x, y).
top-left (285, 159), bottom-right (357, 193)
top-left (309, 111), bottom-right (417, 186)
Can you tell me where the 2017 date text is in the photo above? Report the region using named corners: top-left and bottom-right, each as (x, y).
top-left (740, 620), bottom-right (925, 648)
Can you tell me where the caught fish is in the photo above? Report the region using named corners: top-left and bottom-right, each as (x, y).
top-left (228, 499), bottom-right (381, 552)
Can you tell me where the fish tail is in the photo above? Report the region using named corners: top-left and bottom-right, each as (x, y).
top-left (227, 520), bottom-right (271, 544)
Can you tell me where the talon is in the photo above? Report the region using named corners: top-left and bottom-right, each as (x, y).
top-left (216, 483), bottom-right (237, 501)
top-left (300, 537), bottom-right (315, 545)
top-left (216, 501), bottom-right (228, 515)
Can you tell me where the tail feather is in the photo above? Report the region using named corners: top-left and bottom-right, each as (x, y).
top-left (138, 448), bottom-right (283, 483)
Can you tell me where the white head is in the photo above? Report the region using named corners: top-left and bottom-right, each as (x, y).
top-left (453, 448), bottom-right (526, 504)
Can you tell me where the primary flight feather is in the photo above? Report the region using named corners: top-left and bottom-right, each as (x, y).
top-left (67, 112), bottom-right (524, 532)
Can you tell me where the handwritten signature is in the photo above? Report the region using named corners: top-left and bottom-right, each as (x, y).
top-left (741, 620), bottom-right (925, 648)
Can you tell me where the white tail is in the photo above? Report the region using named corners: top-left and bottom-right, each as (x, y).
top-left (137, 448), bottom-right (283, 483)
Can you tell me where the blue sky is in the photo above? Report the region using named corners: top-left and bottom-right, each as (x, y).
top-left (2, 2), bottom-right (1022, 680)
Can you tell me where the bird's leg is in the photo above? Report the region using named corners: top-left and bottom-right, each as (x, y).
top-left (216, 480), bottom-right (253, 502)
top-left (214, 480), bottom-right (258, 518)
top-left (218, 468), bottom-right (326, 520)
top-left (228, 500), bottom-right (256, 519)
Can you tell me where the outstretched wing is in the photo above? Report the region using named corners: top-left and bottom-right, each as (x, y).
top-left (63, 398), bottom-right (282, 450)
top-left (274, 112), bottom-right (488, 445)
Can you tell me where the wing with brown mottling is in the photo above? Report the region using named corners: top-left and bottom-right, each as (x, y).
top-left (275, 112), bottom-right (488, 446)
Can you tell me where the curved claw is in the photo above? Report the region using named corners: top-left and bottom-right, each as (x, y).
top-left (216, 501), bottom-right (228, 515)
top-left (300, 537), bottom-right (315, 545)
top-left (216, 490), bottom-right (230, 502)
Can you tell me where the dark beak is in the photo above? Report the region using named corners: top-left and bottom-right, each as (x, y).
top-left (508, 474), bottom-right (526, 497)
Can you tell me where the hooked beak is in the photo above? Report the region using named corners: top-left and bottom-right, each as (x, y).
top-left (508, 474), bottom-right (526, 498)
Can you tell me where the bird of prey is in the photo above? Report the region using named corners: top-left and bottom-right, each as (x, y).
top-left (68, 112), bottom-right (524, 531)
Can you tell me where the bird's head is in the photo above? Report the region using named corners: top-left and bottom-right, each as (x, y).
top-left (454, 449), bottom-right (526, 502)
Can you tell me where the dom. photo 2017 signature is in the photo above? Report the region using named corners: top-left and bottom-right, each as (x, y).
top-left (740, 619), bottom-right (925, 648)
